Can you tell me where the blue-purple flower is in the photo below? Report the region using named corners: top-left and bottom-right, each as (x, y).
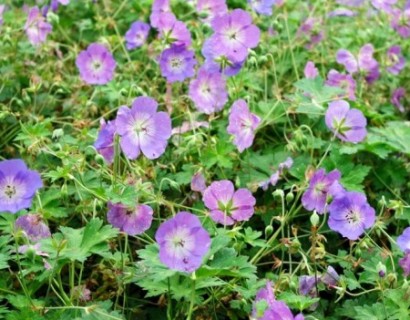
top-left (391, 87), bottom-right (406, 113)
top-left (386, 45), bottom-right (405, 75)
top-left (94, 119), bottom-right (116, 164)
top-left (259, 157), bottom-right (293, 190)
top-left (76, 43), bottom-right (117, 85)
top-left (155, 211), bottom-right (211, 273)
top-left (328, 191), bottom-right (376, 240)
top-left (304, 61), bottom-right (319, 79)
top-left (302, 169), bottom-right (342, 214)
top-left (125, 21), bottom-right (150, 50)
top-left (0, 159), bottom-right (42, 214)
top-left (325, 100), bottom-right (367, 143)
top-left (107, 202), bottom-right (153, 236)
top-left (24, 6), bottom-right (52, 46)
top-left (159, 44), bottom-right (196, 83)
top-left (248, 0), bottom-right (277, 16)
top-left (157, 13), bottom-right (192, 46)
top-left (115, 96), bottom-right (172, 160)
top-left (391, 8), bottom-right (410, 38)
top-left (150, 0), bottom-right (171, 28)
top-left (210, 9), bottom-right (260, 63)
top-left (191, 172), bottom-right (207, 193)
top-left (397, 227), bottom-right (410, 252)
top-left (227, 99), bottom-right (261, 152)
top-left (203, 180), bottom-right (256, 225)
top-left (197, 0), bottom-right (228, 23)
top-left (297, 17), bottom-right (324, 50)
top-left (189, 67), bottom-right (228, 114)
top-left (326, 70), bottom-right (357, 101)
top-left (371, 0), bottom-right (397, 13)
top-left (15, 214), bottom-right (50, 242)
top-left (336, 44), bottom-right (380, 84)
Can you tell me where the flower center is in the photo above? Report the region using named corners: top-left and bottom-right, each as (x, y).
top-left (345, 209), bottom-right (361, 225)
top-left (314, 182), bottom-right (326, 195)
top-left (172, 237), bottom-right (185, 248)
top-left (4, 184), bottom-right (16, 199)
top-left (170, 57), bottom-right (183, 70)
top-left (91, 59), bottom-right (103, 72)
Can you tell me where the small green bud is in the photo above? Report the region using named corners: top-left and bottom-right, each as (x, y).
top-left (265, 225), bottom-right (273, 236)
top-left (285, 192), bottom-right (294, 203)
top-left (272, 189), bottom-right (284, 199)
top-left (386, 273), bottom-right (397, 286)
top-left (377, 262), bottom-right (386, 277)
top-left (310, 211), bottom-right (320, 227)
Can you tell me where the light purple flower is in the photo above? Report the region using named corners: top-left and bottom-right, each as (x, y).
top-left (302, 169), bottom-right (342, 214)
top-left (304, 61), bottom-right (319, 79)
top-left (336, 44), bottom-right (380, 83)
top-left (125, 21), bottom-right (150, 50)
top-left (328, 8), bottom-right (357, 17)
top-left (157, 13), bottom-right (192, 46)
top-left (191, 172), bottom-right (207, 193)
top-left (325, 100), bottom-right (367, 143)
top-left (197, 0), bottom-right (228, 23)
top-left (399, 252), bottom-right (410, 276)
top-left (15, 214), bottom-right (50, 242)
top-left (159, 44), bottom-right (196, 83)
top-left (171, 121), bottom-right (209, 135)
top-left (391, 87), bottom-right (406, 113)
top-left (328, 191), bottom-right (376, 240)
top-left (71, 285), bottom-right (91, 302)
top-left (210, 9), bottom-right (261, 63)
top-left (386, 45), bottom-right (405, 75)
top-left (391, 8), bottom-right (410, 38)
top-left (397, 227), bottom-right (410, 252)
top-left (107, 202), bottom-right (153, 236)
top-left (189, 67), bottom-right (228, 114)
top-left (371, 0), bottom-right (397, 13)
top-left (150, 0), bottom-right (171, 28)
top-left (336, 0), bottom-right (364, 6)
top-left (321, 266), bottom-right (340, 287)
top-left (203, 180), bottom-right (256, 226)
top-left (76, 43), bottom-right (117, 85)
top-left (252, 281), bottom-right (305, 320)
top-left (155, 211), bottom-right (211, 273)
top-left (115, 96), bottom-right (172, 160)
top-left (326, 69), bottom-right (357, 101)
top-left (0, 5), bottom-right (5, 26)
top-left (24, 6), bottom-right (52, 46)
top-left (248, 0), bottom-right (276, 16)
top-left (227, 99), bottom-right (261, 153)
top-left (202, 37), bottom-right (244, 76)
top-left (299, 275), bottom-right (317, 296)
top-left (259, 157), bottom-right (293, 190)
top-left (297, 17), bottom-right (324, 50)
top-left (94, 119), bottom-right (115, 164)
top-left (0, 159), bottom-right (42, 214)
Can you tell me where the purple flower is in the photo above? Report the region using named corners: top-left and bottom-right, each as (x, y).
top-left (150, 0), bottom-right (171, 28)
top-left (397, 227), bottom-right (410, 252)
top-left (76, 43), bottom-right (117, 85)
top-left (259, 157), bottom-right (293, 190)
top-left (202, 37), bottom-right (244, 76)
top-left (107, 202), bottom-right (153, 236)
top-left (326, 69), bottom-right (357, 101)
top-left (159, 44), bottom-right (196, 83)
top-left (227, 99), bottom-right (261, 152)
top-left (189, 67), bottom-right (228, 114)
top-left (115, 96), bottom-right (172, 160)
top-left (302, 169), bottom-right (342, 214)
top-left (171, 120), bottom-right (209, 135)
top-left (399, 252), bottom-right (410, 276)
top-left (304, 61), bottom-right (319, 79)
top-left (299, 275), bottom-right (317, 295)
top-left (71, 285), bottom-right (91, 302)
top-left (0, 159), bottom-right (42, 214)
top-left (336, 44), bottom-right (380, 83)
top-left (191, 172), bottom-right (207, 193)
top-left (155, 211), bottom-right (211, 273)
top-left (197, 0), bottom-right (228, 23)
top-left (328, 191), bottom-right (376, 240)
top-left (386, 45), bottom-right (405, 75)
top-left (157, 13), bottom-right (192, 46)
top-left (328, 8), bottom-right (357, 17)
top-left (0, 5), bottom-right (5, 26)
top-left (203, 180), bottom-right (256, 225)
top-left (94, 119), bottom-right (115, 164)
top-left (371, 0), bottom-right (397, 13)
top-left (252, 281), bottom-right (304, 320)
top-left (297, 17), bottom-right (324, 50)
top-left (391, 87), bottom-right (406, 113)
top-left (248, 0), bottom-right (276, 16)
top-left (125, 21), bottom-right (150, 50)
top-left (391, 9), bottom-right (410, 38)
top-left (321, 266), bottom-right (340, 287)
top-left (15, 214), bottom-right (50, 242)
top-left (24, 6), bottom-right (52, 46)
top-left (210, 9), bottom-right (260, 63)
top-left (336, 0), bottom-right (364, 6)
top-left (325, 100), bottom-right (367, 143)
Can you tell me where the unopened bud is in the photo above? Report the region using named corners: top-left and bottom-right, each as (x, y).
top-left (265, 225), bottom-right (273, 236)
top-left (272, 189), bottom-right (284, 199)
top-left (285, 192), bottom-right (294, 203)
top-left (377, 262), bottom-right (386, 278)
top-left (310, 211), bottom-right (320, 227)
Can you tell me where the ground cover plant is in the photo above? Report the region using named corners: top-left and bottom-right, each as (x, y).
top-left (1, 0), bottom-right (410, 319)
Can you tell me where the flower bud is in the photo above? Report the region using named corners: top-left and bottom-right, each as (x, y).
top-left (265, 225), bottom-right (273, 236)
top-left (272, 189), bottom-right (284, 199)
top-left (310, 211), bottom-right (320, 227)
top-left (285, 192), bottom-right (294, 203)
top-left (377, 262), bottom-right (386, 278)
